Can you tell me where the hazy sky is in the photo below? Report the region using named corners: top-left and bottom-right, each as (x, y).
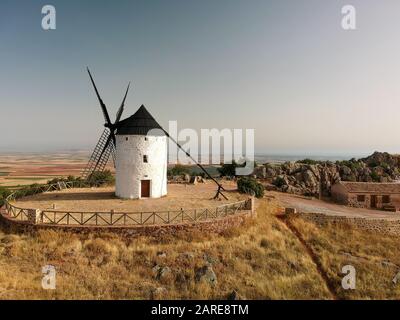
top-left (1, 0), bottom-right (400, 156)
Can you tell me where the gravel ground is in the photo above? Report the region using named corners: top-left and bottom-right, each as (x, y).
top-left (12, 182), bottom-right (245, 213)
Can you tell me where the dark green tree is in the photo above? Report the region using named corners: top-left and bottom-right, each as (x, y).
top-left (237, 177), bottom-right (264, 198)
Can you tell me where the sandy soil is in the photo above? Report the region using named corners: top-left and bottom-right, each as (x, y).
top-left (12, 182), bottom-right (245, 213)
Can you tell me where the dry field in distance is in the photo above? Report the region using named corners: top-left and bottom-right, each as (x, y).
top-left (0, 151), bottom-right (94, 187)
top-left (0, 151), bottom-right (218, 188)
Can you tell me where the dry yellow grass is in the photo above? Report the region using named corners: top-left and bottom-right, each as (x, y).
top-left (0, 198), bottom-right (331, 300)
top-left (289, 215), bottom-right (400, 299)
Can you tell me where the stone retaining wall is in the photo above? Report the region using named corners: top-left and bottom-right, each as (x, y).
top-left (295, 212), bottom-right (400, 236)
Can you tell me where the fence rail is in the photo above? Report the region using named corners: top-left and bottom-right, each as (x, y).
top-left (1, 180), bottom-right (252, 227)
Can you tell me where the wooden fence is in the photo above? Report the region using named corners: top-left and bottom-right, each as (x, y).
top-left (1, 180), bottom-right (252, 227)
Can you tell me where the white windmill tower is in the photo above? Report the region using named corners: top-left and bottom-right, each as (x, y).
top-left (114, 105), bottom-right (167, 199)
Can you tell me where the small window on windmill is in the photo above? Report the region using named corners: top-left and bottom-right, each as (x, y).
top-left (126, 137), bottom-right (129, 141)
top-left (143, 155), bottom-right (148, 163)
top-left (145, 137), bottom-right (148, 141)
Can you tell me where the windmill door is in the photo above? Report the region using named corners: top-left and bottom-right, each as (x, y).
top-left (141, 180), bottom-right (150, 198)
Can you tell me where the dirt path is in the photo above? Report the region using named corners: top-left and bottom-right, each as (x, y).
top-left (276, 214), bottom-right (338, 300)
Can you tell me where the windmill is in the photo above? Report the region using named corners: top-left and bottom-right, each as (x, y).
top-left (82, 69), bottom-right (227, 200)
top-left (81, 68), bottom-right (130, 180)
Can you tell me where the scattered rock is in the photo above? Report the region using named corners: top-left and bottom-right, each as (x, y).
top-left (197, 176), bottom-right (205, 183)
top-left (152, 265), bottom-right (171, 280)
top-left (393, 270), bottom-right (400, 285)
top-left (152, 265), bottom-right (160, 275)
top-left (175, 272), bottom-right (191, 288)
top-left (227, 290), bottom-right (244, 300)
top-left (203, 254), bottom-right (219, 265)
top-left (157, 251), bottom-right (167, 258)
top-left (285, 207), bottom-right (297, 215)
top-left (181, 252), bottom-right (195, 260)
top-left (0, 235), bottom-right (20, 244)
top-left (158, 266), bottom-right (171, 280)
top-left (263, 152), bottom-right (400, 197)
top-left (195, 265), bottom-right (217, 286)
top-left (260, 238), bottom-right (269, 248)
top-left (151, 287), bottom-right (167, 299)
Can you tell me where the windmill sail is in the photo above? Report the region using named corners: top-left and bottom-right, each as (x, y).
top-left (81, 128), bottom-right (114, 179)
top-left (82, 69), bottom-right (226, 199)
top-left (160, 128), bottom-right (228, 200)
top-left (87, 67), bottom-right (112, 126)
top-left (81, 68), bottom-right (129, 180)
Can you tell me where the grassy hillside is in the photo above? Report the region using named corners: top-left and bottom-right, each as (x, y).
top-left (1, 197), bottom-right (398, 299)
top-left (288, 215), bottom-right (400, 299)
top-left (0, 200), bottom-right (330, 300)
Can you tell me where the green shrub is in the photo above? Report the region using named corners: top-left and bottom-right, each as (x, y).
top-left (370, 171), bottom-right (380, 182)
top-left (0, 186), bottom-right (11, 206)
top-left (296, 158), bottom-right (319, 165)
top-left (87, 170), bottom-right (115, 186)
top-left (272, 176), bottom-right (286, 188)
top-left (47, 175), bottom-right (83, 185)
top-left (218, 162), bottom-right (237, 177)
top-left (167, 164), bottom-right (190, 177)
top-left (196, 171), bottom-right (206, 178)
top-left (218, 160), bottom-right (247, 177)
top-left (237, 177), bottom-right (264, 198)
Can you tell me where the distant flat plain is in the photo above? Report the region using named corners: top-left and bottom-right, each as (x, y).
top-left (0, 151), bottom-right (106, 187)
top-left (0, 150), bottom-right (354, 188)
top-left (0, 151), bottom-right (219, 187)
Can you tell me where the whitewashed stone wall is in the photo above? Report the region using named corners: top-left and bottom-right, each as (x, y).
top-left (115, 134), bottom-right (167, 199)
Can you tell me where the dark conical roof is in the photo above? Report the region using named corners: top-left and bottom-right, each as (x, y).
top-left (116, 105), bottom-right (164, 136)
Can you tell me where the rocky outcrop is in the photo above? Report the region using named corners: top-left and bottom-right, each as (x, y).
top-left (254, 152), bottom-right (400, 197)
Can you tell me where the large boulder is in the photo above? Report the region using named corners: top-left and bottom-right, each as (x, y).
top-left (266, 152), bottom-right (400, 196)
top-left (252, 166), bottom-right (267, 178)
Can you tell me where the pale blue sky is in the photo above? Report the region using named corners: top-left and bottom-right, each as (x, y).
top-left (1, 0), bottom-right (400, 156)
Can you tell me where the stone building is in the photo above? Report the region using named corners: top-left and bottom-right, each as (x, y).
top-left (331, 181), bottom-right (400, 211)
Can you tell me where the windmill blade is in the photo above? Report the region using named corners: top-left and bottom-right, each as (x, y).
top-left (111, 131), bottom-right (116, 147)
top-left (87, 67), bottom-right (112, 126)
top-left (109, 138), bottom-right (116, 167)
top-left (115, 82), bottom-right (131, 123)
top-left (81, 128), bottom-right (114, 179)
top-left (93, 133), bottom-right (113, 171)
